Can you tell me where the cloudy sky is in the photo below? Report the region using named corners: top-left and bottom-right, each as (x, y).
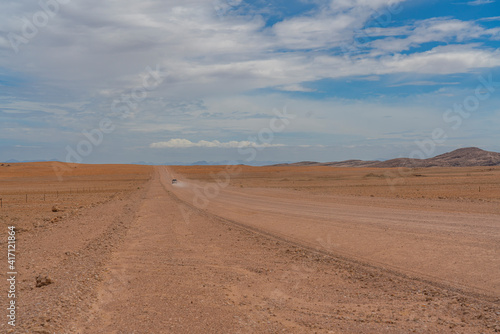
top-left (1, 0), bottom-right (500, 164)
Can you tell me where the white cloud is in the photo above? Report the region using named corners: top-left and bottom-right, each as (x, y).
top-left (467, 0), bottom-right (494, 5)
top-left (272, 13), bottom-right (357, 50)
top-left (328, 0), bottom-right (404, 11)
top-left (367, 18), bottom-right (497, 55)
top-left (128, 124), bottom-right (186, 133)
top-left (381, 45), bottom-right (500, 74)
top-left (389, 81), bottom-right (460, 87)
top-left (477, 16), bottom-right (500, 22)
top-left (1, 101), bottom-right (72, 115)
top-left (272, 0), bottom-right (406, 51)
top-left (150, 139), bottom-right (286, 149)
top-left (277, 84), bottom-right (316, 92)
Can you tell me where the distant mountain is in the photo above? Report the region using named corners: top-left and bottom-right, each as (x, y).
top-left (323, 159), bottom-right (380, 167)
top-left (132, 160), bottom-right (292, 166)
top-left (273, 147), bottom-right (500, 168)
top-left (191, 160), bottom-right (210, 165)
top-left (8, 147), bottom-right (498, 168)
top-left (275, 159), bottom-right (379, 167)
top-left (372, 147), bottom-right (500, 168)
top-left (2, 158), bottom-right (60, 163)
top-left (188, 160), bottom-right (291, 166)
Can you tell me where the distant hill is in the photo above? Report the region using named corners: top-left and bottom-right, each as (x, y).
top-left (2, 158), bottom-right (60, 163)
top-left (273, 159), bottom-right (379, 167)
top-left (131, 160), bottom-right (292, 166)
top-left (5, 148), bottom-right (499, 168)
top-left (372, 147), bottom-right (500, 168)
top-left (273, 147), bottom-right (500, 168)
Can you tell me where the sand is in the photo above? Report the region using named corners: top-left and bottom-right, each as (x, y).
top-left (1, 163), bottom-right (499, 333)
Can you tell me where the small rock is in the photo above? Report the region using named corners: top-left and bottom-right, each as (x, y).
top-left (51, 206), bottom-right (59, 212)
top-left (36, 275), bottom-right (53, 288)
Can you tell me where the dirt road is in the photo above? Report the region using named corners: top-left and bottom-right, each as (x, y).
top-left (164, 167), bottom-right (500, 299)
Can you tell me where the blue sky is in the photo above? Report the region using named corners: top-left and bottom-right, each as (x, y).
top-left (1, 0), bottom-right (500, 164)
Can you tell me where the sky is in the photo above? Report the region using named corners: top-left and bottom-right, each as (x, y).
top-left (1, 0), bottom-right (500, 164)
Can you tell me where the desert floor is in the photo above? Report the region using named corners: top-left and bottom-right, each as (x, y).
top-left (1, 163), bottom-right (499, 333)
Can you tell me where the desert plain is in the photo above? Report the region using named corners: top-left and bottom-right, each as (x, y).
top-left (0, 162), bottom-right (499, 333)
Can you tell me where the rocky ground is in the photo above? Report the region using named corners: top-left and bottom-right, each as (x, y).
top-left (0, 163), bottom-right (499, 333)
